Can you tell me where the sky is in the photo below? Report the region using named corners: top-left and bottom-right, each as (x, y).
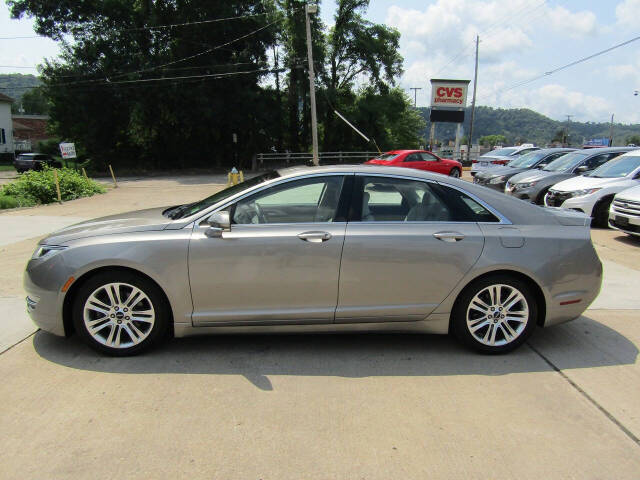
top-left (1, 0), bottom-right (639, 124)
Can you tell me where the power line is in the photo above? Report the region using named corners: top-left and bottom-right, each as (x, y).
top-left (486, 34), bottom-right (640, 98)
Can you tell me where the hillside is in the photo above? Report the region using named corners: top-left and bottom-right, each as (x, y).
top-left (418, 106), bottom-right (640, 146)
top-left (0, 73), bottom-right (41, 106)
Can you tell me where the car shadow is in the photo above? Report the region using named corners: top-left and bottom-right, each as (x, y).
top-left (33, 315), bottom-right (637, 391)
top-left (612, 232), bottom-right (640, 247)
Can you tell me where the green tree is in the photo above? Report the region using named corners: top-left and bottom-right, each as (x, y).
top-left (20, 87), bottom-right (49, 115)
top-left (625, 134), bottom-right (640, 145)
top-left (479, 134), bottom-right (507, 148)
top-left (321, 0), bottom-right (403, 151)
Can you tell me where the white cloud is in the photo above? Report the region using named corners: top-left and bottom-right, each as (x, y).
top-left (485, 84), bottom-right (613, 121)
top-left (546, 5), bottom-right (597, 38)
top-left (615, 0), bottom-right (640, 28)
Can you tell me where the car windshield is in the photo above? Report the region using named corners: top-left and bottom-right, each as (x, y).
top-left (164, 171), bottom-right (280, 219)
top-left (586, 155), bottom-right (640, 178)
top-left (373, 153), bottom-right (400, 161)
top-left (507, 151), bottom-right (548, 168)
top-left (543, 152), bottom-right (588, 172)
top-left (482, 148), bottom-right (517, 158)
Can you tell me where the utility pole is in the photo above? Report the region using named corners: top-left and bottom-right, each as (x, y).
top-left (564, 114), bottom-right (573, 146)
top-left (609, 113), bottom-right (615, 146)
top-left (409, 87), bottom-right (422, 107)
top-left (305, 3), bottom-right (319, 166)
top-left (466, 35), bottom-right (479, 163)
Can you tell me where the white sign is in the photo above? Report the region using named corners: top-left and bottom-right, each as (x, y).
top-left (59, 142), bottom-right (77, 159)
top-left (430, 79), bottom-right (470, 108)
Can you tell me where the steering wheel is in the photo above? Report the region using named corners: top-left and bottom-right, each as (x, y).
top-left (253, 202), bottom-right (267, 224)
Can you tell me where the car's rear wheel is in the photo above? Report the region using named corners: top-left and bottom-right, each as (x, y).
top-left (451, 275), bottom-right (538, 354)
top-left (72, 271), bottom-right (171, 356)
top-left (449, 168), bottom-right (461, 178)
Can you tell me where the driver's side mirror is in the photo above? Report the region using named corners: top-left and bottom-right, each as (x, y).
top-left (575, 165), bottom-right (589, 174)
top-left (204, 211), bottom-right (231, 238)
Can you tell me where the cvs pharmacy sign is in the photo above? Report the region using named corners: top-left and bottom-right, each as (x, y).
top-left (430, 79), bottom-right (469, 108)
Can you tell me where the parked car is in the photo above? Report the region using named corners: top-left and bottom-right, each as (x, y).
top-left (545, 151), bottom-right (640, 226)
top-left (471, 144), bottom-right (540, 176)
top-left (473, 148), bottom-right (575, 191)
top-left (505, 147), bottom-right (638, 205)
top-left (13, 153), bottom-right (62, 173)
top-left (25, 165), bottom-right (602, 356)
top-left (365, 150), bottom-right (462, 177)
top-left (609, 184), bottom-right (640, 237)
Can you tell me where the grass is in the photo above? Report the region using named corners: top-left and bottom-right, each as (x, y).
top-left (0, 165), bottom-right (16, 172)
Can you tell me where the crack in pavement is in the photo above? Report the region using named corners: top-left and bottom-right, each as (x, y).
top-left (527, 341), bottom-right (640, 448)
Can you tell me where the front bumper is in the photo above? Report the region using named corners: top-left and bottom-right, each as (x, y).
top-left (609, 198), bottom-right (640, 236)
top-left (473, 176), bottom-right (506, 191)
top-left (504, 183), bottom-right (537, 202)
top-left (23, 256), bottom-right (72, 337)
top-left (545, 191), bottom-right (597, 216)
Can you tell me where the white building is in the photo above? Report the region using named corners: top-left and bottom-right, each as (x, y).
top-left (0, 93), bottom-right (14, 156)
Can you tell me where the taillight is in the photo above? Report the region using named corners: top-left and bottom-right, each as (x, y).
top-left (472, 160), bottom-right (478, 163)
top-left (491, 159), bottom-right (508, 165)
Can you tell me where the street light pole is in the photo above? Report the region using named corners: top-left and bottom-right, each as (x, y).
top-left (305, 3), bottom-right (319, 166)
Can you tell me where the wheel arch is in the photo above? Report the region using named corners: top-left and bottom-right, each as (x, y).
top-left (62, 265), bottom-right (175, 337)
top-left (449, 269), bottom-right (547, 330)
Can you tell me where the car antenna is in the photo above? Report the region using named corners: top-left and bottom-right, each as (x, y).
top-left (333, 110), bottom-right (381, 154)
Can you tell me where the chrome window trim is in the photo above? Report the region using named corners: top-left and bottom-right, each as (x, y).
top-left (193, 172), bottom-right (352, 226)
top-left (354, 172), bottom-right (512, 225)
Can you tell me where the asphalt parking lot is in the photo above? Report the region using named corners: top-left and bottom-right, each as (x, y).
top-left (1, 173), bottom-right (639, 479)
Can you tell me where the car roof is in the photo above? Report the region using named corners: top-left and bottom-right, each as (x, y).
top-left (277, 164), bottom-right (444, 180)
top-left (580, 146), bottom-right (638, 156)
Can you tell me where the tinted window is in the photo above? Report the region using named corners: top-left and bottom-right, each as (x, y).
top-left (357, 176), bottom-right (499, 222)
top-left (168, 171), bottom-right (280, 219)
top-left (420, 152), bottom-right (439, 162)
top-left (404, 153), bottom-right (423, 162)
top-left (233, 176), bottom-right (344, 224)
top-left (587, 155), bottom-right (640, 178)
top-left (583, 153), bottom-right (620, 171)
top-left (543, 152), bottom-right (588, 172)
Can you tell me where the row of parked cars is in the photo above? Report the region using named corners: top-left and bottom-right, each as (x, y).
top-left (471, 146), bottom-right (640, 237)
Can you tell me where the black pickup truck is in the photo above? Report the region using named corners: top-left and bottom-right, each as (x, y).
top-left (13, 153), bottom-right (62, 173)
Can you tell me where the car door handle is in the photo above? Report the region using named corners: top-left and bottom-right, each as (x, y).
top-left (297, 231), bottom-right (332, 243)
top-left (433, 231), bottom-right (465, 242)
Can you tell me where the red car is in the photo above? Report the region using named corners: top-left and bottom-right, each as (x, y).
top-left (365, 150), bottom-right (462, 177)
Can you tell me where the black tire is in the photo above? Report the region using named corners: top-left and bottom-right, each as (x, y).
top-left (72, 270), bottom-right (171, 356)
top-left (592, 197), bottom-right (613, 228)
top-left (451, 274), bottom-right (538, 354)
top-left (449, 168), bottom-right (461, 178)
top-left (535, 187), bottom-right (550, 205)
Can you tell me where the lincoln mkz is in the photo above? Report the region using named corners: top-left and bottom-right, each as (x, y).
top-left (25, 166), bottom-right (602, 355)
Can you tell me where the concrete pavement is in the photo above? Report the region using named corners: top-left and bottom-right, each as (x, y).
top-left (0, 175), bottom-right (639, 479)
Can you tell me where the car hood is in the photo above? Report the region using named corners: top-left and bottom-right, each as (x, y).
top-left (41, 207), bottom-right (172, 245)
top-left (616, 184), bottom-right (640, 201)
top-left (509, 169), bottom-right (561, 184)
top-left (476, 165), bottom-right (522, 178)
top-left (551, 176), bottom-right (638, 192)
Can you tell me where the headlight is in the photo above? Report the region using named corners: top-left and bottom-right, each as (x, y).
top-left (489, 175), bottom-right (506, 184)
top-left (32, 245), bottom-right (68, 260)
top-left (516, 181), bottom-right (537, 188)
top-left (570, 188), bottom-right (601, 198)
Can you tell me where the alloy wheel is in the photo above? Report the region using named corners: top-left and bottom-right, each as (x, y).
top-left (465, 284), bottom-right (529, 346)
top-left (83, 282), bottom-right (156, 349)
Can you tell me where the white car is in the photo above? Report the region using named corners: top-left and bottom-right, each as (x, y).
top-left (609, 184), bottom-right (640, 237)
top-left (471, 144), bottom-right (539, 176)
top-left (544, 151), bottom-right (640, 226)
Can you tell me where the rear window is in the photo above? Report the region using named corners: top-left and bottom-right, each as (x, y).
top-left (482, 148), bottom-right (517, 157)
top-left (373, 153), bottom-right (400, 161)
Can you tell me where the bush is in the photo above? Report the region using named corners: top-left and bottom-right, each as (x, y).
top-left (0, 194), bottom-right (36, 209)
top-left (0, 167), bottom-right (105, 205)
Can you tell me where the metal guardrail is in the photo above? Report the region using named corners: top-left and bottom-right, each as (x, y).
top-left (256, 151), bottom-right (380, 167)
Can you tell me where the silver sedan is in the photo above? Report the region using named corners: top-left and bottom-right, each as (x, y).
top-left (24, 165), bottom-right (602, 355)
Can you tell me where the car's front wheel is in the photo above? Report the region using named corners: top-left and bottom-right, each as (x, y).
top-left (451, 275), bottom-right (538, 353)
top-left (72, 271), bottom-right (171, 356)
top-left (449, 168), bottom-right (461, 178)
